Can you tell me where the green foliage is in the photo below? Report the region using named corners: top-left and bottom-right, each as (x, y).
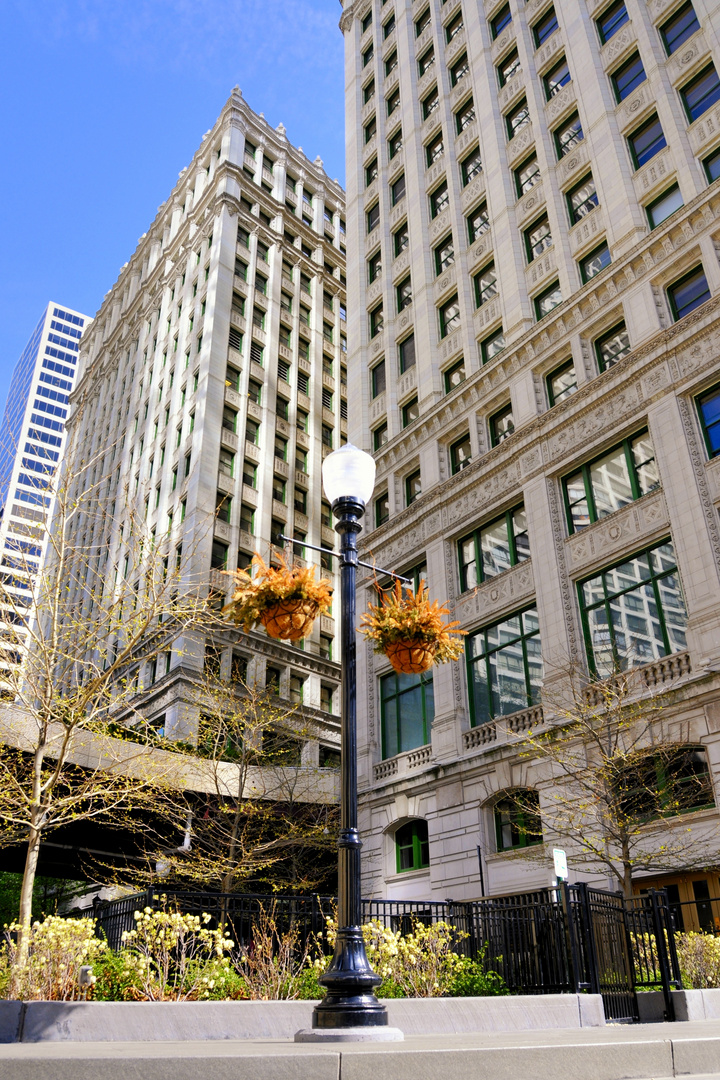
top-left (0, 873), bottom-right (88, 926)
top-left (360, 581), bottom-right (465, 664)
top-left (91, 948), bottom-right (141, 1002)
top-left (676, 932), bottom-right (720, 989)
top-left (448, 954), bottom-right (509, 997)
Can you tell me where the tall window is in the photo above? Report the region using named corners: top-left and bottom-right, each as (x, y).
top-left (467, 608), bottom-right (543, 726)
top-left (445, 358), bottom-right (466, 393)
top-left (430, 181), bottom-right (450, 218)
top-left (579, 241), bottom-right (611, 283)
top-left (402, 397), bottom-right (419, 427)
top-left (481, 328), bottom-right (505, 364)
top-left (596, 0), bottom-right (628, 44)
top-left (455, 98), bottom-right (475, 133)
top-left (595, 322), bottom-right (631, 371)
top-left (628, 114), bottom-right (666, 169)
top-left (564, 431), bottom-right (659, 532)
top-left (660, 3), bottom-right (700, 55)
top-left (507, 99), bottom-right (531, 140)
top-left (468, 202), bottom-right (490, 243)
top-left (535, 281), bottom-right (563, 320)
top-left (474, 263), bottom-right (498, 307)
top-left (426, 133), bottom-right (444, 166)
top-left (611, 53), bottom-right (646, 102)
top-left (399, 335), bottom-right (416, 373)
top-left (554, 112), bottom-right (583, 158)
top-left (579, 541), bottom-right (688, 675)
top-left (395, 820), bottom-right (430, 872)
top-left (371, 359), bottom-right (386, 398)
top-left (459, 506), bottom-right (529, 591)
top-left (450, 53), bottom-right (469, 87)
top-left (524, 216), bottom-right (552, 262)
top-left (396, 277), bottom-right (412, 312)
top-left (490, 404), bottom-right (514, 445)
top-left (533, 7), bottom-right (559, 47)
top-left (544, 57), bottom-right (570, 99)
top-left (498, 49), bottom-right (520, 87)
top-left (440, 295), bottom-right (461, 337)
top-left (450, 433), bottom-right (472, 475)
top-left (434, 235), bottom-right (455, 275)
top-left (381, 671), bottom-right (434, 758)
top-left (375, 491), bottom-right (390, 527)
top-left (567, 175), bottom-right (598, 224)
top-left (461, 147), bottom-right (483, 186)
top-left (494, 791), bottom-right (543, 851)
top-left (515, 154), bottom-right (540, 197)
top-left (696, 383), bottom-right (720, 458)
top-left (490, 3), bottom-right (512, 39)
top-left (405, 469), bottom-right (421, 506)
top-left (667, 266), bottom-right (711, 321)
top-left (547, 360), bottom-right (577, 407)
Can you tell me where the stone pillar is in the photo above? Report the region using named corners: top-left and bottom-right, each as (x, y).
top-left (648, 394), bottom-right (720, 669)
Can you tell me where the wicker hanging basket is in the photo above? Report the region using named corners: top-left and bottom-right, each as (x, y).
top-left (385, 639), bottom-right (437, 675)
top-left (260, 598), bottom-right (319, 641)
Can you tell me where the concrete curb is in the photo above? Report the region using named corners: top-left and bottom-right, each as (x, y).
top-left (637, 988), bottom-right (720, 1023)
top-left (0, 994), bottom-right (605, 1043)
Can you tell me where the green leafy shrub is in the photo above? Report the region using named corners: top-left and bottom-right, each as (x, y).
top-left (676, 932), bottom-right (720, 989)
top-left (448, 954), bottom-right (508, 997)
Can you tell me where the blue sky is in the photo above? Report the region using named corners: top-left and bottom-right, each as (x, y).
top-left (1, 0), bottom-right (346, 407)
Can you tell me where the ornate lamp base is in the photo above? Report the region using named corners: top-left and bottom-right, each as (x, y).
top-left (295, 1026), bottom-right (404, 1043)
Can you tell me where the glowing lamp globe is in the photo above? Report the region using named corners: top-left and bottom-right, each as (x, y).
top-left (322, 444), bottom-right (376, 508)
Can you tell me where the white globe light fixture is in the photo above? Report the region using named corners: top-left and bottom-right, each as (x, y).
top-left (322, 443), bottom-right (376, 508)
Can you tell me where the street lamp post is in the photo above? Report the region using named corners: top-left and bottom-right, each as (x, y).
top-left (295, 445), bottom-right (402, 1042)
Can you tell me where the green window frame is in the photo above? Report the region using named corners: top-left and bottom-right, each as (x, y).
top-left (371, 359), bottom-right (386, 398)
top-left (563, 430), bottom-right (660, 533)
top-left (703, 145), bottom-right (720, 183)
top-left (399, 335), bottom-right (416, 374)
top-left (596, 0), bottom-right (628, 44)
top-left (567, 174), bottom-right (598, 224)
top-left (423, 87), bottom-right (439, 120)
top-left (660, 2), bottom-right (700, 55)
top-left (367, 202), bottom-right (380, 233)
top-left (490, 403), bottom-right (514, 446)
top-left (450, 53), bottom-right (469, 87)
top-left (646, 184), bottom-right (684, 229)
top-left (495, 790), bottom-right (543, 851)
top-left (544, 57), bottom-right (570, 100)
top-left (391, 173), bottom-right (406, 206)
top-left (490, 3), bottom-right (511, 39)
top-left (579, 540), bottom-right (688, 676)
top-left (667, 265), bottom-right (711, 321)
top-left (554, 112), bottom-right (584, 159)
top-left (426, 133), bottom-right (444, 167)
top-left (395, 819), bottom-right (430, 872)
top-left (370, 303), bottom-right (384, 337)
top-left (430, 181), bottom-right (450, 219)
top-left (534, 281), bottom-right (563, 321)
top-left (514, 153), bottom-right (540, 197)
top-left (434, 234), bottom-right (455, 275)
top-left (450, 433), bottom-right (472, 475)
top-left (373, 422), bottom-right (388, 451)
top-left (396, 276), bottom-right (412, 312)
top-left (444, 358), bottom-right (466, 393)
top-left (455, 97), bottom-right (475, 134)
top-left (467, 202), bottom-right (490, 243)
top-left (445, 10), bottom-right (463, 43)
top-left (381, 671), bottom-right (434, 759)
top-left (681, 64), bottom-right (720, 122)
top-left (547, 359), bottom-right (577, 407)
top-left (481, 327), bottom-right (505, 364)
top-left (579, 241), bottom-right (611, 283)
top-left (402, 397), bottom-right (419, 427)
top-left (507, 99), bottom-right (531, 141)
top-left (595, 322), bottom-right (631, 371)
top-left (533, 7), bottom-right (558, 47)
top-left (375, 490), bottom-right (390, 527)
top-left (611, 52), bottom-right (646, 103)
top-left (524, 215), bottom-right (552, 263)
top-left (617, 746), bottom-right (714, 823)
top-left (368, 250), bottom-right (382, 284)
top-left (405, 469), bottom-right (421, 506)
top-left (628, 114), bottom-right (666, 170)
top-left (467, 607), bottom-right (543, 727)
top-left (461, 147), bottom-right (483, 186)
top-left (439, 295), bottom-right (461, 338)
top-left (474, 262), bottom-right (497, 307)
top-left (459, 505), bottom-right (529, 592)
top-left (393, 222), bottom-right (409, 256)
top-left (696, 383), bottom-right (720, 459)
top-left (498, 48), bottom-right (520, 87)
top-left (418, 47), bottom-right (434, 78)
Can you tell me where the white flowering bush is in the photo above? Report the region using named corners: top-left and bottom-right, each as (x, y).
top-left (118, 906), bottom-right (234, 1000)
top-left (2, 916), bottom-right (106, 1001)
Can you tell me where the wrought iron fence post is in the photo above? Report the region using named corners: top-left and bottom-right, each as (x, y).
top-left (649, 889), bottom-right (678, 1022)
top-left (561, 882), bottom-right (584, 993)
top-left (576, 882), bottom-right (601, 996)
top-left (465, 902), bottom-right (478, 961)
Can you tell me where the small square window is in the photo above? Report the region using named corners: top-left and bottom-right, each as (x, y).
top-left (646, 184), bottom-right (684, 229)
top-left (547, 360), bottom-right (577, 406)
top-left (703, 145), bottom-right (720, 183)
top-left (405, 469), bottom-right (422, 506)
top-left (444, 358), bottom-right (466, 393)
top-left (535, 281), bottom-right (563, 320)
top-left (667, 265), bottom-right (711, 321)
top-left (611, 52), bottom-right (646, 102)
top-left (628, 114), bottom-right (667, 170)
top-left (579, 241), bottom-right (611, 283)
top-left (489, 404), bottom-right (515, 446)
top-left (402, 397), bottom-right (420, 427)
top-left (481, 327), bottom-right (505, 364)
top-left (595, 323), bottom-right (631, 371)
top-left (450, 434), bottom-right (472, 474)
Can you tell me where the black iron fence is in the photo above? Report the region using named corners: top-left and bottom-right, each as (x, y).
top-left (94, 884), bottom-right (682, 1023)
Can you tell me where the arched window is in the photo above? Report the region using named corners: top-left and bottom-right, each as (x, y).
top-left (494, 789), bottom-right (543, 852)
top-left (616, 745), bottom-right (714, 821)
top-left (395, 819), bottom-right (429, 873)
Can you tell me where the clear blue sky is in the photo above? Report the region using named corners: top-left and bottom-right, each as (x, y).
top-left (1, 0), bottom-right (346, 407)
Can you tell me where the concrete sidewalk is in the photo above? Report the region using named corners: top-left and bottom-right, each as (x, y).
top-left (1, 1019), bottom-right (719, 1080)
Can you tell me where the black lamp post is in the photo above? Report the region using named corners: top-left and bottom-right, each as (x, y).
top-left (295, 445), bottom-right (402, 1041)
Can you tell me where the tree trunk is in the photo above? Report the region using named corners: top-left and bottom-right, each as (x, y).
top-left (16, 825), bottom-right (42, 964)
top-left (621, 836), bottom-right (634, 899)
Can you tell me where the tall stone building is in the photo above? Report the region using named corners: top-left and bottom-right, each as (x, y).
top-left (68, 90), bottom-right (347, 765)
top-left (0, 302), bottom-right (90, 675)
top-left (341, 0), bottom-right (720, 912)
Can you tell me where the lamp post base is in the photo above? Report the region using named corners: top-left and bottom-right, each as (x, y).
top-left (294, 1027), bottom-right (404, 1043)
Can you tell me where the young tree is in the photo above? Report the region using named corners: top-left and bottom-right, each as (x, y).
top-left (127, 670), bottom-right (339, 895)
top-left (0, 424), bottom-right (216, 950)
top-left (502, 666), bottom-right (718, 897)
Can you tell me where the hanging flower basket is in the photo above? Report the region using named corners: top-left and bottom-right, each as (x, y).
top-left (359, 580), bottom-right (465, 672)
top-left (259, 598), bottom-right (320, 642)
top-left (222, 552), bottom-right (333, 641)
top-left (384, 639), bottom-right (437, 675)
